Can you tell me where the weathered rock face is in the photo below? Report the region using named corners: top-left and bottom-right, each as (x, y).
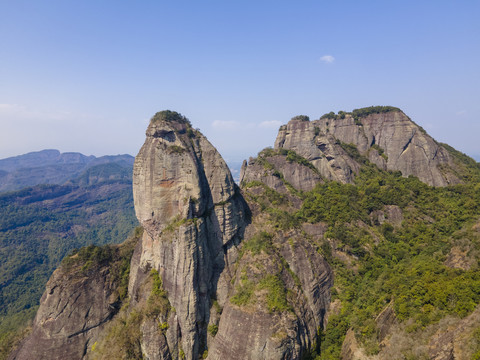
top-left (11, 270), bottom-right (115, 360)
top-left (9, 240), bottom-right (136, 360)
top-left (129, 111), bottom-right (250, 359)
top-left (274, 118), bottom-right (361, 184)
top-left (240, 154), bottom-right (323, 192)
top-left (273, 111), bottom-right (461, 186)
top-left (208, 230), bottom-right (333, 360)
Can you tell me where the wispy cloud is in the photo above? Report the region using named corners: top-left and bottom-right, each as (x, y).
top-left (259, 120), bottom-right (282, 128)
top-left (0, 103), bottom-right (18, 110)
top-left (456, 110), bottom-right (467, 116)
top-left (211, 120), bottom-right (241, 130)
top-left (320, 55), bottom-right (335, 64)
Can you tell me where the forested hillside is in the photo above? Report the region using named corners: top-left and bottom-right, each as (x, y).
top-left (0, 155), bottom-right (137, 359)
top-left (239, 109), bottom-right (480, 359)
top-left (242, 148), bottom-right (480, 358)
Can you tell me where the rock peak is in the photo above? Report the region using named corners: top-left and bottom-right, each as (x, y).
top-left (146, 110), bottom-right (194, 139)
top-left (130, 111), bottom-right (250, 359)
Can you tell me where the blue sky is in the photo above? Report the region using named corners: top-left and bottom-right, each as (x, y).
top-left (1, 1), bottom-right (479, 162)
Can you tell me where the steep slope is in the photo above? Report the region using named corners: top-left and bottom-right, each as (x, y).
top-left (127, 111), bottom-right (333, 359)
top-left (10, 235), bottom-right (139, 360)
top-left (128, 110), bottom-right (250, 359)
top-left (0, 150), bottom-right (134, 192)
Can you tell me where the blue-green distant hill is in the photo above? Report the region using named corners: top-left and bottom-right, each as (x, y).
top-left (0, 149), bottom-right (134, 192)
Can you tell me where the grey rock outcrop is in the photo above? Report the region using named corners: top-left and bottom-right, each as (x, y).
top-left (274, 118), bottom-right (361, 184)
top-left (240, 154), bottom-right (323, 192)
top-left (273, 110), bottom-right (461, 186)
top-left (9, 240), bottom-right (136, 360)
top-left (129, 111), bottom-right (332, 359)
top-left (129, 111), bottom-right (249, 359)
top-left (208, 230), bottom-right (333, 360)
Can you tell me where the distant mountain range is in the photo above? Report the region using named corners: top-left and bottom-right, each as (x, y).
top-left (0, 149), bottom-right (134, 192)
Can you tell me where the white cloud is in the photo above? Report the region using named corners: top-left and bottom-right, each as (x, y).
top-left (259, 120), bottom-right (282, 128)
top-left (211, 120), bottom-right (241, 130)
top-left (320, 55), bottom-right (335, 64)
top-left (456, 110), bottom-right (467, 116)
top-left (0, 103), bottom-right (18, 110)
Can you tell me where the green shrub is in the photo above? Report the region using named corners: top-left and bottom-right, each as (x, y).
top-left (338, 142), bottom-right (368, 164)
top-left (151, 110), bottom-right (191, 127)
top-left (167, 145), bottom-right (186, 154)
top-left (208, 324), bottom-right (218, 336)
top-left (351, 106), bottom-right (401, 118)
top-left (146, 269), bottom-right (170, 317)
top-left (230, 278), bottom-right (255, 306)
top-left (320, 111), bottom-right (337, 120)
top-left (291, 115), bottom-right (310, 122)
top-left (371, 144), bottom-right (388, 160)
top-left (243, 231), bottom-right (273, 255)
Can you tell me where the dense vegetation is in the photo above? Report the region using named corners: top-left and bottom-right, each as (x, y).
top-left (0, 181), bottom-right (138, 350)
top-left (291, 115), bottom-right (310, 122)
top-left (305, 164), bottom-right (480, 358)
top-left (320, 106), bottom-right (401, 121)
top-left (151, 110), bottom-right (192, 127)
top-left (242, 145), bottom-right (480, 359)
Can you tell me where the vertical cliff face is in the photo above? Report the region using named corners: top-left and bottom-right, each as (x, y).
top-left (11, 267), bottom-right (117, 360)
top-left (273, 110), bottom-right (461, 186)
top-left (129, 111), bottom-right (250, 359)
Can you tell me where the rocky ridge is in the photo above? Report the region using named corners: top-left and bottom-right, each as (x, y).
top-left (269, 108), bottom-right (461, 187)
top-left (128, 111), bottom-right (250, 359)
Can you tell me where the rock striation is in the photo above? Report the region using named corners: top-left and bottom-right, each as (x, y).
top-left (127, 111), bottom-right (332, 359)
top-left (9, 240), bottom-right (136, 360)
top-left (272, 110), bottom-right (461, 186)
top-left (129, 111), bottom-right (250, 359)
